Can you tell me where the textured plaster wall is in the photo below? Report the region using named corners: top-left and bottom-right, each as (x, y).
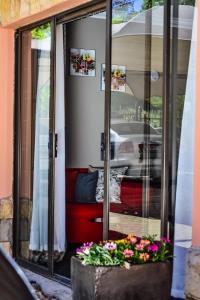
top-left (0, 0), bottom-right (92, 28)
top-left (0, 26), bottom-right (14, 254)
top-left (0, 27), bottom-right (14, 199)
top-left (0, 0), bottom-right (70, 25)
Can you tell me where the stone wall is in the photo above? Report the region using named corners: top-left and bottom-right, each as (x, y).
top-left (0, 196), bottom-right (13, 255)
top-left (185, 247), bottom-right (200, 300)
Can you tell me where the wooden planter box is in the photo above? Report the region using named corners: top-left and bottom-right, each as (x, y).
top-left (71, 257), bottom-right (172, 300)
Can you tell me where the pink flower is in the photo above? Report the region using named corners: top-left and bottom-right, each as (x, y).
top-left (83, 242), bottom-right (93, 248)
top-left (123, 249), bottom-right (134, 258)
top-left (103, 242), bottom-right (117, 251)
top-left (76, 242), bottom-right (93, 255)
top-left (135, 243), bottom-right (144, 251)
top-left (160, 237), bottom-right (171, 244)
top-left (129, 237), bottom-right (137, 245)
top-left (148, 244), bottom-right (159, 252)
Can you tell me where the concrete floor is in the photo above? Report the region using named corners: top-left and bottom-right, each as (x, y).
top-left (23, 269), bottom-right (72, 300)
top-left (23, 268), bottom-right (183, 300)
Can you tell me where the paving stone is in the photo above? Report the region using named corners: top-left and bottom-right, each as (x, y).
top-left (24, 269), bottom-right (73, 300)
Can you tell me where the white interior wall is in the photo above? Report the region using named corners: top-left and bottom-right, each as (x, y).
top-left (65, 17), bottom-right (106, 168)
top-left (54, 24), bottom-right (65, 251)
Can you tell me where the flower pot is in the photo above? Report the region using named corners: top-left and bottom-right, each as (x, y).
top-left (71, 256), bottom-right (172, 300)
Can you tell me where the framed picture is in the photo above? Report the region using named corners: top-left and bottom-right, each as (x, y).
top-left (101, 64), bottom-right (126, 92)
top-left (70, 48), bottom-right (96, 77)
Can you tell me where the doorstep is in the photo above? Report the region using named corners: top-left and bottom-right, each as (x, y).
top-left (23, 269), bottom-right (72, 300)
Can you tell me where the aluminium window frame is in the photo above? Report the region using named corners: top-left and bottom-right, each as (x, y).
top-left (13, 17), bottom-right (56, 278)
top-left (13, 0), bottom-right (173, 283)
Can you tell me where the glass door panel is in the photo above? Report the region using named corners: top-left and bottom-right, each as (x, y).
top-left (109, 0), bottom-right (163, 239)
top-left (19, 22), bottom-right (52, 268)
top-left (54, 11), bottom-right (106, 278)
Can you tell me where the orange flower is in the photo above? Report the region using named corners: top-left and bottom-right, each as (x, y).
top-left (139, 253), bottom-right (150, 262)
top-left (140, 239), bottom-right (151, 246)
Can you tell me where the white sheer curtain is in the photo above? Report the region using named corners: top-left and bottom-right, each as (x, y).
top-left (171, 7), bottom-right (197, 298)
top-left (30, 50), bottom-right (50, 251)
top-left (30, 27), bottom-right (65, 253)
top-left (54, 24), bottom-right (66, 252)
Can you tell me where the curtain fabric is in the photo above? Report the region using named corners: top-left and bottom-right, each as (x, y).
top-left (171, 7), bottom-right (197, 298)
top-left (30, 27), bottom-right (66, 253)
top-left (30, 50), bottom-right (50, 251)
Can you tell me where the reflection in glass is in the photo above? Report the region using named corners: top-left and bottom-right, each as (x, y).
top-left (109, 1), bottom-right (196, 283)
top-left (171, 1), bottom-right (196, 297)
top-left (109, 0), bottom-right (163, 239)
top-left (19, 23), bottom-right (51, 266)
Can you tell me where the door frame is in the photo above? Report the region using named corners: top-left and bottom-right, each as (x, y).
top-left (13, 0), bottom-right (174, 282)
top-left (13, 0), bottom-right (107, 282)
top-left (13, 17), bottom-right (57, 278)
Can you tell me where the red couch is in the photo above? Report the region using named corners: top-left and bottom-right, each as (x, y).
top-left (66, 168), bottom-right (144, 243)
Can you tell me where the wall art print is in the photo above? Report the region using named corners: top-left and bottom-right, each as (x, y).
top-left (101, 64), bottom-right (126, 91)
top-left (70, 48), bottom-right (96, 77)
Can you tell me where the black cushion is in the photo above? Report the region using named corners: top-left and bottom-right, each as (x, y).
top-left (75, 171), bottom-right (98, 203)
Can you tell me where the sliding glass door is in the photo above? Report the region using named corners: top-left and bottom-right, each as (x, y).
top-left (14, 0), bottom-right (196, 285)
top-left (108, 0), bottom-right (164, 239)
top-left (16, 21), bottom-right (55, 273)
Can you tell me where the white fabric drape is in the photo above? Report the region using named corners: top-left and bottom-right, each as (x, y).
top-left (54, 24), bottom-right (66, 252)
top-left (171, 7), bottom-right (197, 298)
top-left (30, 50), bottom-right (50, 251)
top-left (30, 27), bottom-right (66, 253)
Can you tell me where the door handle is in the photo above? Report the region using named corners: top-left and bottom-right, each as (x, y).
top-left (48, 133), bottom-right (58, 158)
top-left (55, 133), bottom-right (58, 158)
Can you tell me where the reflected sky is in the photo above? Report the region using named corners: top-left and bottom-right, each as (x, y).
top-left (112, 0), bottom-right (144, 23)
top-left (112, 0), bottom-right (143, 12)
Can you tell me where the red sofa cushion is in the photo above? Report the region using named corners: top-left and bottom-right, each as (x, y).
top-left (67, 203), bottom-right (103, 243)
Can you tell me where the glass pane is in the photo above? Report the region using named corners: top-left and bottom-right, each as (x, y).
top-left (54, 12), bottom-right (106, 278)
top-left (171, 1), bottom-right (196, 297)
top-left (109, 0), bottom-right (163, 239)
top-left (19, 23), bottom-right (52, 267)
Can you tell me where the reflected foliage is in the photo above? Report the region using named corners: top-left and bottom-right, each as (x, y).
top-left (31, 23), bottom-right (51, 40)
top-left (142, 0), bottom-right (195, 10)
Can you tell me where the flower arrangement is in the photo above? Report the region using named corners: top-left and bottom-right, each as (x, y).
top-left (70, 48), bottom-right (96, 76)
top-left (76, 234), bottom-right (172, 268)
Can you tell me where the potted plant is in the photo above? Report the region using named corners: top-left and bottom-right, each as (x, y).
top-left (71, 234), bottom-right (172, 300)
